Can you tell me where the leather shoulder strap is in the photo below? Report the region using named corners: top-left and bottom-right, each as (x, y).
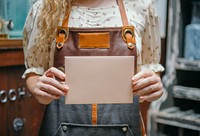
top-left (62, 9), bottom-right (70, 28)
top-left (61, 0), bottom-right (129, 27)
top-left (117, 0), bottom-right (129, 26)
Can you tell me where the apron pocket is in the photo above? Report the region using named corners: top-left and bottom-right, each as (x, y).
top-left (54, 123), bottom-right (134, 136)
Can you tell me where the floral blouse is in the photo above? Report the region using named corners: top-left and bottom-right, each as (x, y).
top-left (22, 0), bottom-right (164, 78)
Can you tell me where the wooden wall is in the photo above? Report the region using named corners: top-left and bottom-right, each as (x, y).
top-left (0, 39), bottom-right (44, 136)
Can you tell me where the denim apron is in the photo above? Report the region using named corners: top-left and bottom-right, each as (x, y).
top-left (39, 0), bottom-right (143, 135)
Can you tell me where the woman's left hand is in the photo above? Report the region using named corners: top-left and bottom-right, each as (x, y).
top-left (132, 70), bottom-right (164, 102)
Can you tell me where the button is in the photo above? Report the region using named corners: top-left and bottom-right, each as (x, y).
top-left (122, 126), bottom-right (127, 132)
top-left (62, 125), bottom-right (68, 132)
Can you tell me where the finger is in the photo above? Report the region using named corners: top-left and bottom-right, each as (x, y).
top-left (143, 89), bottom-right (164, 102)
top-left (38, 82), bottom-right (67, 96)
top-left (132, 70), bottom-right (154, 82)
top-left (45, 67), bottom-right (66, 80)
top-left (34, 88), bottom-right (61, 100)
top-left (39, 76), bottom-right (69, 93)
top-left (134, 82), bottom-right (163, 96)
top-left (133, 75), bottom-right (161, 92)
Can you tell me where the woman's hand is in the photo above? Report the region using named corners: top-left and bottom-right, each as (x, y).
top-left (132, 70), bottom-right (163, 102)
top-left (26, 67), bottom-right (69, 105)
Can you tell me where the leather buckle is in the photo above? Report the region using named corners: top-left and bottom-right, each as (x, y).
top-left (122, 26), bottom-right (136, 50)
top-left (56, 26), bottom-right (69, 49)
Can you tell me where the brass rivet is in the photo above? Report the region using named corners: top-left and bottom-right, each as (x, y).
top-left (124, 29), bottom-right (134, 40)
top-left (128, 43), bottom-right (134, 50)
top-left (62, 125), bottom-right (68, 132)
top-left (122, 126), bottom-right (127, 132)
top-left (57, 43), bottom-right (63, 49)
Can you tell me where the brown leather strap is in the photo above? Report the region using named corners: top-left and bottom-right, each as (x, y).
top-left (62, 10), bottom-right (70, 28)
top-left (92, 104), bottom-right (98, 125)
top-left (140, 112), bottom-right (147, 136)
top-left (117, 0), bottom-right (129, 26)
top-left (61, 0), bottom-right (129, 27)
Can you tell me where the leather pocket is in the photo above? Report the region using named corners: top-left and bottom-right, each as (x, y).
top-left (79, 32), bottom-right (110, 48)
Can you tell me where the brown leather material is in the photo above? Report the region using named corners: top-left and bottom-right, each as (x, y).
top-left (55, 0), bottom-right (133, 50)
top-left (140, 112), bottom-right (147, 136)
top-left (117, 0), bottom-right (129, 26)
top-left (92, 104), bottom-right (98, 125)
top-left (79, 32), bottom-right (110, 48)
top-left (122, 26), bottom-right (135, 42)
top-left (62, 7), bottom-right (71, 28)
top-left (56, 26), bottom-right (69, 49)
top-left (126, 33), bottom-right (135, 49)
top-left (121, 26), bottom-right (136, 49)
top-left (54, 27), bottom-right (137, 74)
top-left (56, 34), bottom-right (65, 49)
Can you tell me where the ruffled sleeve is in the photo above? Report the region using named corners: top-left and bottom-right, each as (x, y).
top-left (140, 2), bottom-right (164, 73)
top-left (22, 0), bottom-right (50, 78)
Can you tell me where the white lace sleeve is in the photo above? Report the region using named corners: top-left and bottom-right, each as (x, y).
top-left (140, 2), bottom-right (164, 72)
top-left (22, 0), bottom-right (49, 78)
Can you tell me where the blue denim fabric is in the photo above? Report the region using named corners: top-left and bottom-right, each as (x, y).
top-left (54, 123), bottom-right (134, 136)
top-left (39, 96), bottom-right (141, 136)
top-left (184, 24), bottom-right (200, 60)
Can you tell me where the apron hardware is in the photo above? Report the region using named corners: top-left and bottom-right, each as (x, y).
top-left (122, 126), bottom-right (128, 132)
top-left (62, 125), bottom-right (68, 132)
top-left (122, 27), bottom-right (136, 50)
top-left (56, 27), bottom-right (69, 49)
top-left (123, 28), bottom-right (134, 39)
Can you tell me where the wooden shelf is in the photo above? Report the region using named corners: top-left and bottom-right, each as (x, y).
top-left (173, 85), bottom-right (200, 101)
top-left (155, 107), bottom-right (200, 131)
top-left (0, 39), bottom-right (24, 67)
top-left (175, 58), bottom-right (200, 72)
top-left (0, 39), bottom-right (23, 50)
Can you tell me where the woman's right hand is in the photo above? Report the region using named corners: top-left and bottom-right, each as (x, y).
top-left (26, 67), bottom-right (69, 105)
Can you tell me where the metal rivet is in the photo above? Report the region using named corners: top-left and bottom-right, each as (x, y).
top-left (128, 43), bottom-right (134, 50)
top-left (122, 126), bottom-right (127, 132)
top-left (57, 42), bottom-right (64, 49)
top-left (59, 29), bottom-right (68, 38)
top-left (123, 29), bottom-right (134, 39)
top-left (62, 125), bottom-right (68, 132)
top-left (58, 43), bottom-right (62, 47)
top-left (128, 43), bottom-right (133, 47)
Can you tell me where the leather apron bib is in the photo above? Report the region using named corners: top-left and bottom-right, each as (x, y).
top-left (39, 0), bottom-right (143, 136)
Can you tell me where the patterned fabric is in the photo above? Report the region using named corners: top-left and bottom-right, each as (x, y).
top-left (22, 0), bottom-right (164, 78)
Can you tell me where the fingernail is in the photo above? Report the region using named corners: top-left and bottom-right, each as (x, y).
top-left (140, 96), bottom-right (145, 102)
top-left (61, 76), bottom-right (66, 80)
top-left (64, 86), bottom-right (69, 91)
